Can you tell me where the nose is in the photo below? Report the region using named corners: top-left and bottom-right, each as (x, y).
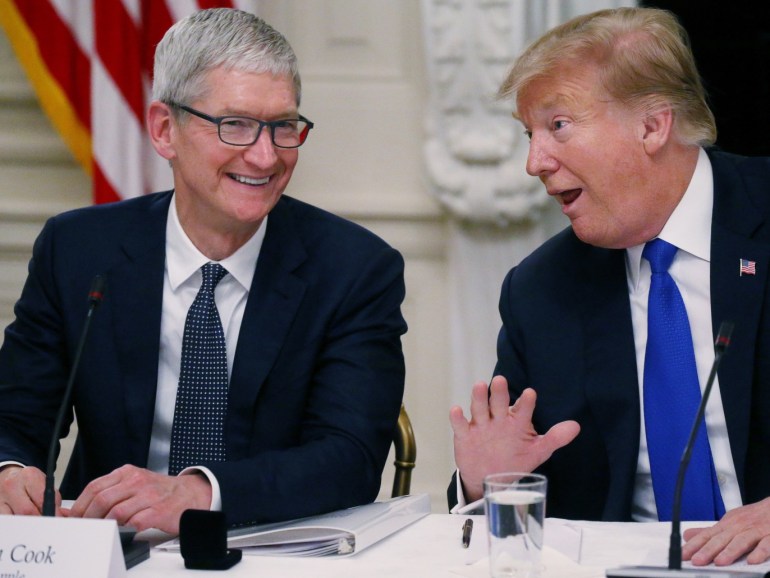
top-left (242, 126), bottom-right (279, 167)
top-left (525, 134), bottom-right (558, 177)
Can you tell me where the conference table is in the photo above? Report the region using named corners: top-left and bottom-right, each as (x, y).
top-left (128, 514), bottom-right (770, 577)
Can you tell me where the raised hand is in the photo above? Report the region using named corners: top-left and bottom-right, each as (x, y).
top-left (449, 376), bottom-right (580, 502)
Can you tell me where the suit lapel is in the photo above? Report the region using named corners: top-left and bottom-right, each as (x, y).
top-left (110, 193), bottom-right (170, 466)
top-left (580, 245), bottom-right (640, 519)
top-left (226, 199), bottom-right (308, 457)
top-left (709, 152), bottom-right (770, 493)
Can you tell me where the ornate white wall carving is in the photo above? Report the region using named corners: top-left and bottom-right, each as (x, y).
top-left (422, 0), bottom-right (544, 224)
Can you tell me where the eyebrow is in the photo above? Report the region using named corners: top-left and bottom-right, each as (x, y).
top-left (220, 107), bottom-right (299, 119)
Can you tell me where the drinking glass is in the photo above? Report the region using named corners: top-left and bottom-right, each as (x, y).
top-left (483, 472), bottom-right (547, 578)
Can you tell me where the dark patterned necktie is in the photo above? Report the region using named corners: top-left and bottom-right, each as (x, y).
top-left (168, 263), bottom-right (229, 476)
top-left (642, 238), bottom-right (725, 521)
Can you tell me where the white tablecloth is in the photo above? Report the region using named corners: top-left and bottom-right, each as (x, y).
top-left (128, 515), bottom-right (770, 577)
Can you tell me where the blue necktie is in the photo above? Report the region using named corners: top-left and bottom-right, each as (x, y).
top-left (643, 239), bottom-right (725, 521)
top-left (169, 263), bottom-right (229, 476)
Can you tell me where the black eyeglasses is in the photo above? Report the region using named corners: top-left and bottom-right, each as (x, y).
top-left (169, 102), bottom-right (313, 149)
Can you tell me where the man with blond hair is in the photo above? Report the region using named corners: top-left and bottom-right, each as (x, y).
top-left (451, 7), bottom-right (770, 567)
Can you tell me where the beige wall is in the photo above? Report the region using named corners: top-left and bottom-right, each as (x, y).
top-left (0, 2), bottom-right (456, 510)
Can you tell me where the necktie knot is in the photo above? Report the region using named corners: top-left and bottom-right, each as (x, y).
top-left (201, 263), bottom-right (227, 293)
top-left (643, 238), bottom-right (678, 274)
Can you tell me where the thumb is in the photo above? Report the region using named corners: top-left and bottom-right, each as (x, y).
top-left (542, 420), bottom-right (580, 454)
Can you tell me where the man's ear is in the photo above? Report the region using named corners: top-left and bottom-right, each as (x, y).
top-left (641, 105), bottom-right (674, 156)
top-left (147, 101), bottom-right (176, 160)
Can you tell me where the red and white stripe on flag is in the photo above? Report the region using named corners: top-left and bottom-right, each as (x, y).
top-left (0, 0), bottom-right (257, 204)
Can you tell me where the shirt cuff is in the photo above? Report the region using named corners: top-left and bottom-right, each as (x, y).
top-left (178, 466), bottom-right (222, 511)
top-left (450, 469), bottom-right (485, 515)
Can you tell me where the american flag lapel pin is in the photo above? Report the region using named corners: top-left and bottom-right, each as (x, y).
top-left (739, 258), bottom-right (756, 276)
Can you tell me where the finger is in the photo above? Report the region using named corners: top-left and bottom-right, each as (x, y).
top-left (105, 493), bottom-right (157, 529)
top-left (123, 504), bottom-right (160, 533)
top-left (683, 526), bottom-right (709, 541)
top-left (123, 497), bottom-right (179, 534)
top-left (449, 406), bottom-right (470, 436)
top-left (712, 531), bottom-right (763, 567)
top-left (69, 472), bottom-right (123, 518)
top-left (510, 388), bottom-right (537, 425)
top-left (97, 472), bottom-right (170, 528)
top-left (746, 536), bottom-right (770, 565)
top-left (55, 490), bottom-right (64, 517)
top-left (5, 492), bottom-right (40, 516)
top-left (468, 381), bottom-right (492, 424)
top-left (682, 526), bottom-right (717, 560)
top-left (687, 532), bottom-right (733, 566)
top-left (121, 488), bottom-right (184, 534)
top-left (541, 420), bottom-right (581, 453)
top-left (488, 376), bottom-right (512, 419)
top-left (26, 477), bottom-right (46, 513)
top-left (69, 490), bottom-right (96, 518)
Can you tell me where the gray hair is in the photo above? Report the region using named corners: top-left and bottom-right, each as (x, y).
top-left (152, 8), bottom-right (301, 107)
top-left (499, 7), bottom-right (715, 147)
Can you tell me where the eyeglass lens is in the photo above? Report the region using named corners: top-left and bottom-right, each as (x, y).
top-left (219, 118), bottom-right (310, 148)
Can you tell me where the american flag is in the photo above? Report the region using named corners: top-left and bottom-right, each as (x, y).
top-left (0, 0), bottom-right (256, 204)
top-left (740, 258), bottom-right (756, 276)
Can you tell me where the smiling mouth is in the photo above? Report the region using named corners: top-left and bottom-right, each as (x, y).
top-left (229, 173), bottom-right (270, 186)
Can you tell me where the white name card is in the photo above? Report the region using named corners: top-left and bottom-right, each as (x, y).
top-left (0, 516), bottom-right (126, 578)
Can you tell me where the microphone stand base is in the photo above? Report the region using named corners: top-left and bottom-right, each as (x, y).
top-left (606, 565), bottom-right (768, 578)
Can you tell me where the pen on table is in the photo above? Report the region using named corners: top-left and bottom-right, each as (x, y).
top-left (462, 518), bottom-right (473, 548)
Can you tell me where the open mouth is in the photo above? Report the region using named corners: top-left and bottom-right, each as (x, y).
top-left (229, 173), bottom-right (270, 186)
top-left (559, 188), bottom-right (582, 205)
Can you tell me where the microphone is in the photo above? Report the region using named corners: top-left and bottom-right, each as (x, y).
top-left (607, 322), bottom-right (768, 578)
top-left (42, 275), bottom-right (106, 516)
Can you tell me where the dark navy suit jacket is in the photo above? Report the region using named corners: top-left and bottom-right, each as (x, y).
top-left (449, 148), bottom-right (770, 520)
top-left (0, 192), bottom-right (407, 527)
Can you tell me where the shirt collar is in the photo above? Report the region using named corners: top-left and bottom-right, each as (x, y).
top-left (165, 193), bottom-right (266, 292)
top-left (626, 147), bottom-right (714, 288)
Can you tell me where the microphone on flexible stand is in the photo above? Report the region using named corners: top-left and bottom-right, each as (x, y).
top-left (607, 322), bottom-right (769, 578)
top-left (42, 275), bottom-right (105, 517)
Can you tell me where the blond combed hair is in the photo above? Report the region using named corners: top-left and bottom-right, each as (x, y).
top-left (499, 7), bottom-right (716, 147)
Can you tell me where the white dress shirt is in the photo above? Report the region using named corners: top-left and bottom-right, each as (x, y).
top-left (146, 195), bottom-right (265, 508)
top-left (627, 148), bottom-right (741, 520)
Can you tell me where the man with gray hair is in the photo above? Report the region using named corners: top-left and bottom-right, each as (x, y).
top-left (450, 6), bottom-right (770, 567)
top-left (0, 8), bottom-right (406, 534)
